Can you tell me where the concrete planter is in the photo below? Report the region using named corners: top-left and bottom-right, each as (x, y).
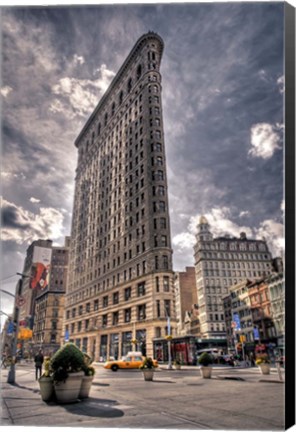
top-left (38, 376), bottom-right (54, 401)
top-left (259, 363), bottom-right (270, 375)
top-left (79, 375), bottom-right (94, 398)
top-left (142, 369), bottom-right (154, 381)
top-left (54, 371), bottom-right (84, 403)
top-left (199, 366), bottom-right (212, 379)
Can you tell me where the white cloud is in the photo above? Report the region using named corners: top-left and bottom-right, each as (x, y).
top-left (30, 197), bottom-right (40, 203)
top-left (249, 123), bottom-right (281, 159)
top-left (239, 210), bottom-right (250, 218)
top-left (73, 54), bottom-right (85, 65)
top-left (277, 75), bottom-right (285, 94)
top-left (1, 86), bottom-right (13, 97)
top-left (2, 199), bottom-right (65, 245)
top-left (255, 219), bottom-right (284, 256)
top-left (172, 206), bottom-right (284, 269)
top-left (50, 64), bottom-right (116, 119)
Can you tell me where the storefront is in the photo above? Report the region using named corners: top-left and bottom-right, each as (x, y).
top-left (153, 336), bottom-right (227, 365)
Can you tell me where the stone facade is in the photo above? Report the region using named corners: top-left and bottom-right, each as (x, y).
top-left (193, 216), bottom-right (273, 340)
top-left (64, 32), bottom-right (175, 359)
top-left (174, 267), bottom-right (198, 335)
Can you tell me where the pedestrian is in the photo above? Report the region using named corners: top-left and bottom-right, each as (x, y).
top-left (34, 349), bottom-right (44, 380)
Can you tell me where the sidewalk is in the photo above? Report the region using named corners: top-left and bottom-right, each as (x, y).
top-left (1, 363), bottom-right (285, 429)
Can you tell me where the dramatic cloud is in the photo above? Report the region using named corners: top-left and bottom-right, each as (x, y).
top-left (29, 197), bottom-right (41, 203)
top-left (172, 205), bottom-right (284, 270)
top-left (249, 123), bottom-right (281, 159)
top-left (1, 4), bottom-right (284, 324)
top-left (50, 64), bottom-right (116, 119)
top-left (2, 199), bottom-right (65, 244)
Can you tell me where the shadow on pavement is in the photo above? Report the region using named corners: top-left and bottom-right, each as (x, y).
top-left (61, 396), bottom-right (125, 418)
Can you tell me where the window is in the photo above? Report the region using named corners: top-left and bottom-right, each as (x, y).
top-left (102, 314), bottom-right (108, 327)
top-left (86, 303), bottom-right (90, 313)
top-left (103, 296), bottom-right (108, 307)
top-left (94, 299), bottom-right (99, 311)
top-left (113, 312), bottom-right (119, 326)
top-left (138, 304), bottom-right (146, 320)
top-left (156, 300), bottom-right (161, 317)
top-left (137, 282), bottom-right (146, 296)
top-left (163, 276), bottom-right (169, 292)
top-left (119, 91), bottom-right (123, 105)
top-left (163, 255), bottom-right (169, 269)
top-left (113, 292), bottom-right (119, 304)
top-left (164, 300), bottom-right (171, 317)
top-left (137, 64), bottom-right (142, 79)
top-left (79, 305), bottom-right (83, 315)
top-left (127, 78), bottom-right (132, 93)
top-left (112, 102), bottom-right (116, 116)
top-left (156, 276), bottom-right (160, 292)
top-left (124, 308), bottom-right (131, 323)
top-left (161, 235), bottom-right (167, 246)
top-left (160, 217), bottom-right (166, 229)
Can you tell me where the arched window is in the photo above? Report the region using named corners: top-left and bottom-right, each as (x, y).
top-left (127, 77), bottom-right (132, 93)
top-left (136, 64), bottom-right (142, 80)
top-left (119, 91), bottom-right (123, 105)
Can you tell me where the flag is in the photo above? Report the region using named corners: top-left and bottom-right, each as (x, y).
top-left (65, 329), bottom-right (69, 342)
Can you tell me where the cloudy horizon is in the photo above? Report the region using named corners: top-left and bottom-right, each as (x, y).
top-left (1, 3), bottom-right (285, 325)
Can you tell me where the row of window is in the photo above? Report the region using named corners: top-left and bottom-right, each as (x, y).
top-left (67, 273), bottom-right (171, 307)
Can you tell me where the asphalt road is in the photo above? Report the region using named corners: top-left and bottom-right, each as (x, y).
top-left (1, 362), bottom-right (285, 430)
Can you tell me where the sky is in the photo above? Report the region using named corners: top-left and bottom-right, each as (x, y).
top-left (1, 1), bottom-right (286, 326)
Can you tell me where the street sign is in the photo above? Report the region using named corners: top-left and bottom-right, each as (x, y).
top-left (15, 296), bottom-right (26, 307)
top-left (253, 327), bottom-right (260, 340)
top-left (7, 321), bottom-right (15, 334)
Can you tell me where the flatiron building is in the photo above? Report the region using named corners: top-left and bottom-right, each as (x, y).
top-left (64, 32), bottom-right (175, 359)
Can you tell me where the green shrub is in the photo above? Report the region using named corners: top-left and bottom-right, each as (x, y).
top-left (50, 343), bottom-right (85, 383)
top-left (139, 357), bottom-right (154, 369)
top-left (255, 354), bottom-right (270, 365)
top-left (198, 352), bottom-right (213, 366)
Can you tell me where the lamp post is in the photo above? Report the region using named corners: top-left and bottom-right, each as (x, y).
top-left (165, 307), bottom-right (173, 370)
top-left (3, 273), bottom-right (30, 384)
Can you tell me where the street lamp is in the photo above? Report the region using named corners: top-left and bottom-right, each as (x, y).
top-left (3, 273), bottom-right (30, 384)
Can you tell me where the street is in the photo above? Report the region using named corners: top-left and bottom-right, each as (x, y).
top-left (1, 362), bottom-right (285, 430)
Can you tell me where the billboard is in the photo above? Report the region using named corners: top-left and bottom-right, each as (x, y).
top-left (30, 246), bottom-right (52, 290)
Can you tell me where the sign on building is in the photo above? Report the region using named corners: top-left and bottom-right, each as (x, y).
top-left (30, 246), bottom-right (52, 290)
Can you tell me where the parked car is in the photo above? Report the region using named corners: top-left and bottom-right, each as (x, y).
top-left (104, 351), bottom-right (158, 371)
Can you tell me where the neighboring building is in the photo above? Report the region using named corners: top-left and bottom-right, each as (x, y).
top-left (33, 290), bottom-right (65, 356)
top-left (17, 239), bottom-right (53, 330)
top-left (64, 32), bottom-right (176, 360)
top-left (193, 215), bottom-right (273, 341)
top-left (33, 238), bottom-right (70, 355)
top-left (174, 267), bottom-right (197, 335)
top-left (227, 279), bottom-right (254, 353)
top-left (267, 272), bottom-right (285, 349)
top-left (247, 278), bottom-right (277, 343)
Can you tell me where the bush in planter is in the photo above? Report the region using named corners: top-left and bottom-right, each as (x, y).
top-left (50, 343), bottom-right (86, 403)
top-left (38, 357), bottom-right (54, 402)
top-left (255, 354), bottom-right (270, 365)
top-left (50, 343), bottom-right (85, 384)
top-left (198, 352), bottom-right (213, 366)
top-left (139, 357), bottom-right (155, 370)
top-left (139, 357), bottom-right (155, 381)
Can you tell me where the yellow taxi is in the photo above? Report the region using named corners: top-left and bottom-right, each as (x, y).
top-left (103, 351), bottom-right (158, 371)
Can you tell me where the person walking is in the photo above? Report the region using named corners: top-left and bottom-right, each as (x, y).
top-left (34, 349), bottom-right (44, 380)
